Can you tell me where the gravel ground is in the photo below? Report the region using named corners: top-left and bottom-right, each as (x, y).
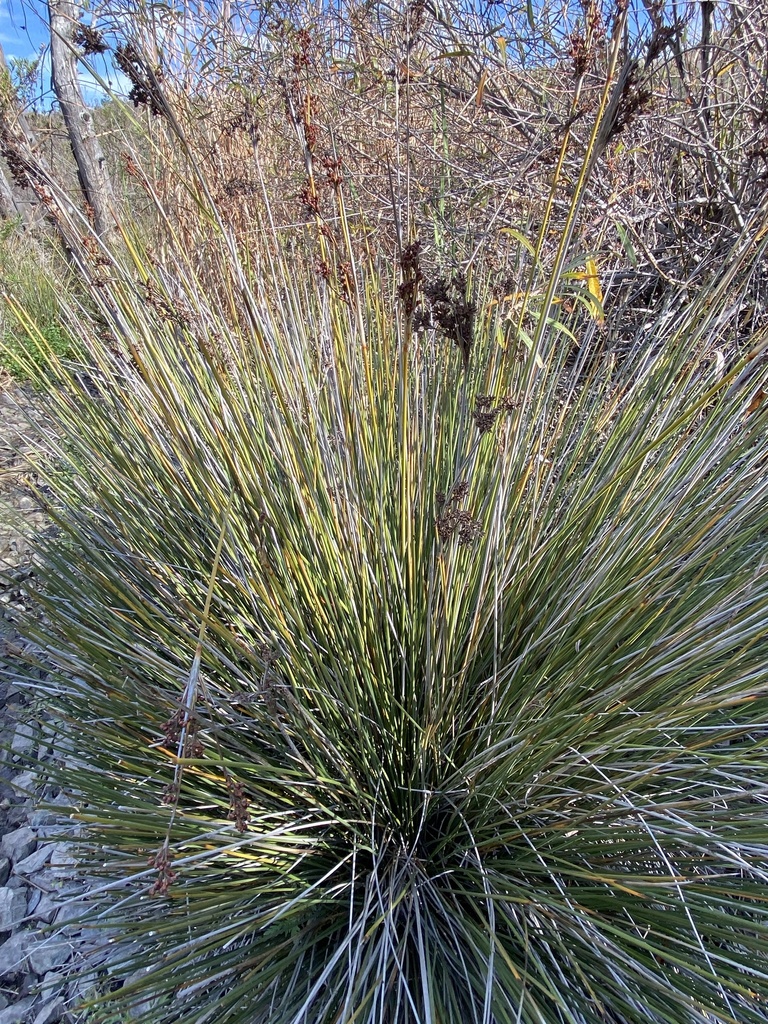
top-left (1, 383), bottom-right (49, 837)
top-left (0, 385), bottom-right (87, 1024)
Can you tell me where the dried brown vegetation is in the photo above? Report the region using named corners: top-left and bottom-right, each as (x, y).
top-left (67, 0), bottom-right (761, 364)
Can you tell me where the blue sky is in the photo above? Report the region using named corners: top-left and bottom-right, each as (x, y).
top-left (0, 0), bottom-right (691, 110)
top-left (0, 0), bottom-right (128, 107)
top-left (0, 0), bottom-right (47, 56)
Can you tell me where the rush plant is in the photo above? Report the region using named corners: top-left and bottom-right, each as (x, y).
top-left (6, 16), bottom-right (768, 1024)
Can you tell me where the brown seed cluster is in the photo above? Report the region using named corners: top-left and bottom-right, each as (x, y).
top-left (436, 481), bottom-right (482, 545)
top-left (473, 395), bottom-right (518, 436)
top-left (115, 43), bottom-right (165, 116)
top-left (608, 67), bottom-right (653, 141)
top-left (148, 845), bottom-right (177, 896)
top-left (162, 708), bottom-right (204, 758)
top-left (0, 124), bottom-right (34, 191)
top-left (320, 155), bottom-right (344, 190)
top-left (161, 781), bottom-right (179, 806)
top-left (398, 239), bottom-right (424, 318)
top-left (227, 776), bottom-right (250, 832)
top-left (73, 25), bottom-right (109, 55)
top-left (568, 1), bottom-right (606, 78)
top-left (420, 274), bottom-right (476, 371)
top-left (298, 179), bottom-right (320, 215)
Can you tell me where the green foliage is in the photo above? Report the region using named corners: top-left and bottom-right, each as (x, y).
top-left (2, 322), bottom-right (72, 379)
top-left (9, 196), bottom-right (768, 1023)
top-left (0, 229), bottom-right (74, 380)
top-left (8, 52), bottom-right (43, 110)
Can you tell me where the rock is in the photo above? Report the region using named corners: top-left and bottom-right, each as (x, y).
top-left (0, 859), bottom-right (9, 886)
top-left (27, 935), bottom-right (73, 976)
top-left (0, 930), bottom-right (29, 979)
top-left (1, 807), bottom-right (28, 829)
top-left (25, 888), bottom-right (40, 916)
top-left (10, 724), bottom-right (35, 758)
top-left (1, 828), bottom-right (36, 864)
top-left (66, 969), bottom-right (98, 1006)
top-left (22, 869), bottom-right (57, 896)
top-left (27, 811), bottom-right (56, 829)
top-left (102, 940), bottom-right (141, 975)
top-left (53, 901), bottom-right (84, 931)
top-left (47, 793), bottom-right (72, 809)
top-left (0, 887), bottom-right (26, 930)
top-left (10, 772), bottom-right (38, 798)
top-left (38, 974), bottom-right (67, 1018)
top-left (124, 965), bottom-right (159, 1020)
top-left (31, 1001), bottom-right (65, 1024)
top-left (3, 679), bottom-right (23, 701)
top-left (40, 969), bottom-right (64, 994)
top-left (25, 828), bottom-right (67, 843)
top-left (13, 846), bottom-right (51, 877)
top-left (47, 846), bottom-right (76, 879)
top-left (0, 996), bottom-right (36, 1024)
top-left (30, 894), bottom-right (56, 925)
top-left (19, 974), bottom-right (37, 998)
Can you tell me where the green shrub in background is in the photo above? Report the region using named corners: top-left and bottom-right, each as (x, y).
top-left (2, 321), bottom-right (72, 379)
top-left (0, 222), bottom-right (75, 380)
top-left (5, 23), bottom-right (768, 1024)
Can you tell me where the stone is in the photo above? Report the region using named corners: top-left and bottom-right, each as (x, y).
top-left (13, 846), bottom-right (51, 877)
top-left (30, 894), bottom-right (56, 925)
top-left (3, 678), bottom-right (23, 700)
top-left (10, 725), bottom-right (35, 758)
top-left (1, 828), bottom-right (36, 865)
top-left (53, 901), bottom-right (84, 931)
top-left (10, 773), bottom-right (38, 798)
top-left (27, 935), bottom-right (72, 976)
top-left (66, 969), bottom-right (98, 1006)
top-left (47, 846), bottom-right (76, 879)
top-left (24, 828), bottom-right (66, 843)
top-left (31, 1001), bottom-right (65, 1024)
top-left (0, 931), bottom-right (29, 979)
top-left (0, 887), bottom-right (26, 930)
top-left (0, 997), bottom-right (36, 1024)
top-left (22, 870), bottom-right (58, 896)
top-left (27, 812), bottom-right (56, 829)
top-left (124, 965), bottom-right (159, 1020)
top-left (13, 843), bottom-right (50, 876)
top-left (47, 794), bottom-right (74, 813)
top-left (1, 807), bottom-right (28, 830)
top-left (19, 975), bottom-right (36, 998)
top-left (25, 889), bottom-right (40, 916)
top-left (52, 881), bottom-right (85, 901)
top-left (102, 940), bottom-right (141, 975)
top-left (0, 859), bottom-right (9, 887)
top-left (40, 969), bottom-right (64, 994)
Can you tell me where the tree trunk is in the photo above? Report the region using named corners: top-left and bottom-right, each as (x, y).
top-left (0, 164), bottom-right (22, 221)
top-left (48, 0), bottom-right (116, 237)
top-left (700, 0), bottom-right (715, 127)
